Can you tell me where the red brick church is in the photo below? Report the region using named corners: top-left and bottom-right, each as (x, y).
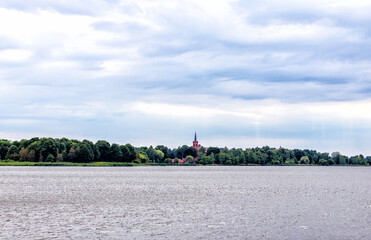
top-left (171, 132), bottom-right (199, 164)
top-left (193, 132), bottom-right (199, 152)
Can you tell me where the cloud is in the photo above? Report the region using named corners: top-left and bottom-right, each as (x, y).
top-left (0, 1), bottom-right (371, 156)
top-left (0, 49), bottom-right (32, 63)
top-left (0, 0), bottom-right (120, 16)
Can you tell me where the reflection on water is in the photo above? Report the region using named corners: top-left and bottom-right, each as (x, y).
top-left (0, 166), bottom-right (370, 239)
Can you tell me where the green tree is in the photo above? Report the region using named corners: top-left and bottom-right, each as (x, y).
top-left (320, 153), bottom-right (329, 161)
top-left (198, 146), bottom-right (207, 154)
top-left (185, 155), bottom-right (194, 164)
top-left (125, 143), bottom-right (136, 162)
top-left (328, 158), bottom-right (335, 165)
top-left (206, 147), bottom-right (220, 156)
top-left (338, 155), bottom-right (346, 165)
top-left (120, 145), bottom-right (131, 162)
top-left (154, 149), bottom-right (165, 163)
top-left (294, 149), bottom-right (304, 161)
top-left (259, 152), bottom-right (268, 165)
top-left (246, 150), bottom-right (257, 164)
top-left (5, 145), bottom-right (19, 160)
top-left (271, 157), bottom-right (281, 165)
top-left (82, 139), bottom-right (97, 160)
top-left (198, 153), bottom-right (208, 165)
top-left (238, 151), bottom-right (246, 164)
top-left (155, 145), bottom-right (170, 159)
top-left (0, 140), bottom-right (11, 158)
top-left (349, 156), bottom-right (358, 165)
top-left (208, 153), bottom-right (215, 164)
top-left (331, 152), bottom-right (341, 164)
top-left (138, 151), bottom-right (149, 163)
top-left (285, 158), bottom-right (295, 165)
top-left (46, 154), bottom-right (55, 162)
top-left (217, 152), bottom-right (232, 165)
top-left (108, 143), bottom-right (122, 162)
top-left (67, 147), bottom-right (77, 162)
top-left (38, 138), bottom-right (57, 160)
top-left (176, 145), bottom-right (187, 158)
top-left (95, 140), bottom-right (110, 161)
top-left (184, 147), bottom-right (197, 158)
top-left (319, 158), bottom-right (328, 165)
top-left (146, 146), bottom-right (156, 162)
top-left (76, 143), bottom-right (94, 163)
top-left (300, 156), bottom-right (310, 165)
top-left (357, 156), bottom-right (367, 165)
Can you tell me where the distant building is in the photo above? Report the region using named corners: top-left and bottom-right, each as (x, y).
top-left (171, 132), bottom-right (200, 164)
top-left (193, 131), bottom-right (199, 152)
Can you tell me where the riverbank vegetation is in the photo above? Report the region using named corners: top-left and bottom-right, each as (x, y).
top-left (0, 138), bottom-right (370, 166)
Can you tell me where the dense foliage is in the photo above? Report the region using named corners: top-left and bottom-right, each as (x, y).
top-left (0, 138), bottom-right (370, 166)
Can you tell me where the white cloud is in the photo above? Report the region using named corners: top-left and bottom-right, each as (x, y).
top-left (133, 101), bottom-right (261, 120)
top-left (0, 49), bottom-right (32, 62)
top-left (133, 97), bottom-right (371, 123)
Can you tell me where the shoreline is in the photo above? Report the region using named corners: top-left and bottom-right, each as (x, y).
top-left (0, 161), bottom-right (368, 167)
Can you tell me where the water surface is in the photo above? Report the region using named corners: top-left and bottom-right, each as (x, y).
top-left (0, 166), bottom-right (370, 239)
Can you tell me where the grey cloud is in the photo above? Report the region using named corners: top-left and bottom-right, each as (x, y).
top-left (1, 0), bottom-right (371, 154)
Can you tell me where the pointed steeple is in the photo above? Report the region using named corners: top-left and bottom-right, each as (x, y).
top-left (193, 131), bottom-right (199, 152)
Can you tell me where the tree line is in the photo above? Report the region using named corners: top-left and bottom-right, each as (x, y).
top-left (0, 138), bottom-right (370, 165)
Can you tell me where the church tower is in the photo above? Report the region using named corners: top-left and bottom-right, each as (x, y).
top-left (193, 132), bottom-right (199, 152)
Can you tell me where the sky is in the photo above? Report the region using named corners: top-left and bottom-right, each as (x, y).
top-left (0, 0), bottom-right (371, 156)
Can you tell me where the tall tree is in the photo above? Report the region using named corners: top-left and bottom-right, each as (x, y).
top-left (76, 143), bottom-right (95, 163)
top-left (125, 143), bottom-right (136, 162)
top-left (67, 147), bottom-right (77, 162)
top-left (184, 146), bottom-right (197, 158)
top-left (5, 145), bottom-right (19, 160)
top-left (95, 140), bottom-right (110, 161)
top-left (108, 144), bottom-right (122, 162)
top-left (207, 147), bottom-right (220, 156)
top-left (120, 145), bottom-right (131, 162)
top-left (19, 147), bottom-right (28, 162)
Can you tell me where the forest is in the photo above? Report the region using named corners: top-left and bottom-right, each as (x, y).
top-left (0, 137), bottom-right (370, 166)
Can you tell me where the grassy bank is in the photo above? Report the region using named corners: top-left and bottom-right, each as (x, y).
top-left (0, 160), bottom-right (137, 167)
top-left (0, 161), bottom-right (206, 167)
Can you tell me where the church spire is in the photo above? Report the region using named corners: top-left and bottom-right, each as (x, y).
top-left (193, 131), bottom-right (199, 152)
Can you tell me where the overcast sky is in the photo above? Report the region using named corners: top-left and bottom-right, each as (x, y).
top-left (1, 0), bottom-right (371, 156)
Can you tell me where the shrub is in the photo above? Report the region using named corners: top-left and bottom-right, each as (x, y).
top-left (284, 158), bottom-right (295, 165)
top-left (185, 155), bottom-right (194, 164)
top-left (271, 158), bottom-right (281, 165)
top-left (319, 159), bottom-right (328, 166)
top-left (300, 156), bottom-right (310, 165)
top-left (357, 156), bottom-right (368, 165)
top-left (46, 154), bottom-right (55, 162)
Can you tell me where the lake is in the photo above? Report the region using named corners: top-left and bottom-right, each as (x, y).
top-left (0, 166), bottom-right (370, 239)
